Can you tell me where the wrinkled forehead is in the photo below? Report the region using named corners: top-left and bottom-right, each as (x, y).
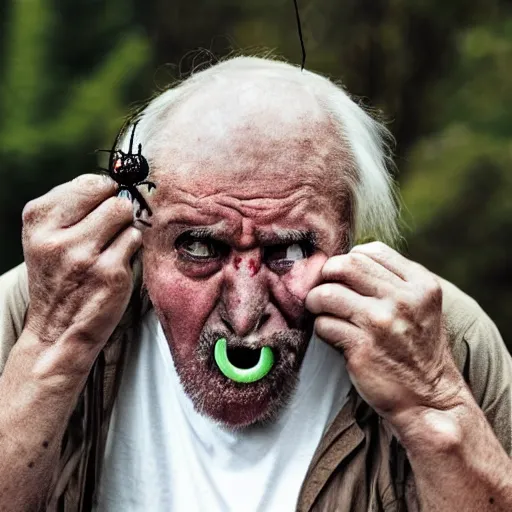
top-left (145, 75), bottom-right (343, 182)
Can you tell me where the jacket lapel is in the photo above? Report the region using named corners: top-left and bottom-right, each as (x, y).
top-left (296, 389), bottom-right (365, 511)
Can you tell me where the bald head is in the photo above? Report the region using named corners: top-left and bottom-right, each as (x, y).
top-left (146, 67), bottom-right (347, 208)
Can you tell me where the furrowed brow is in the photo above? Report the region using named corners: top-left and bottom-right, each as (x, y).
top-left (185, 226), bottom-right (219, 239)
top-left (256, 229), bottom-right (317, 246)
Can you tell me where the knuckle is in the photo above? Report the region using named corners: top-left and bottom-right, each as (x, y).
top-left (71, 174), bottom-right (115, 202)
top-left (343, 253), bottom-right (357, 268)
top-left (369, 241), bottom-right (388, 252)
top-left (411, 277), bottom-right (442, 307)
top-left (370, 308), bottom-right (394, 331)
top-left (345, 341), bottom-right (371, 371)
top-left (41, 236), bottom-right (63, 256)
top-left (314, 316), bottom-right (342, 347)
top-left (318, 283), bottom-right (339, 304)
top-left (27, 230), bottom-right (61, 255)
top-left (425, 279), bottom-right (442, 302)
top-left (107, 196), bottom-right (133, 217)
top-left (22, 199), bottom-right (43, 225)
top-left (314, 315), bottom-right (331, 334)
top-left (322, 256), bottom-right (344, 278)
top-left (65, 247), bottom-right (94, 275)
top-left (73, 173), bottom-right (108, 188)
top-left (106, 268), bottom-right (131, 293)
top-left (395, 291), bottom-right (414, 311)
top-left (345, 252), bottom-right (366, 270)
top-left (389, 317), bottom-right (411, 338)
top-left (353, 240), bottom-right (388, 255)
top-left (100, 262), bottom-right (131, 292)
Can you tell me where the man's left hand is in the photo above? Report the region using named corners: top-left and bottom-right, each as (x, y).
top-left (306, 242), bottom-right (465, 428)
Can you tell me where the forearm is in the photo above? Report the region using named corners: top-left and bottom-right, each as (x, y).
top-left (394, 386), bottom-right (512, 511)
top-left (0, 329), bottom-right (97, 512)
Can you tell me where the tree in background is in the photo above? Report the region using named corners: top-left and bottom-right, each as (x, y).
top-left (0, 0), bottom-right (151, 268)
top-left (401, 18), bottom-right (512, 344)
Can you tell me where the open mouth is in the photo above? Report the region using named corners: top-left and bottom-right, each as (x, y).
top-left (172, 328), bottom-right (310, 426)
top-left (214, 338), bottom-right (275, 384)
top-left (226, 347), bottom-right (262, 368)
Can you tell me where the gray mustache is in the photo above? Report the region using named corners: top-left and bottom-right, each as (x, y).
top-left (196, 328), bottom-right (309, 367)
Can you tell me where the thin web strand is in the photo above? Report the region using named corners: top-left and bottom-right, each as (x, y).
top-left (293, 0), bottom-right (306, 70)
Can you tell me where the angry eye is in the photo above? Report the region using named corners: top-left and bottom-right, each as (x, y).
top-left (175, 234), bottom-right (227, 263)
top-left (264, 243), bottom-right (309, 273)
top-left (179, 240), bottom-right (218, 260)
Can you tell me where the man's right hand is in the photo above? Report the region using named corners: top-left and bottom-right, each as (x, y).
top-left (0, 174), bottom-right (141, 509)
top-left (21, 174), bottom-right (142, 376)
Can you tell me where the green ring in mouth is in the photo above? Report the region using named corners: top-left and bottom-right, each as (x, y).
top-left (214, 338), bottom-right (274, 383)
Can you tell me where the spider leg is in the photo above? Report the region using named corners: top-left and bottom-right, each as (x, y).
top-left (129, 121), bottom-right (139, 154)
top-left (130, 186), bottom-right (153, 218)
top-left (116, 185), bottom-right (152, 227)
top-left (108, 122), bottom-right (125, 170)
top-left (137, 180), bottom-right (157, 192)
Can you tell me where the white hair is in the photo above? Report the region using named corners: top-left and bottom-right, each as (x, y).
top-left (119, 56), bottom-right (400, 247)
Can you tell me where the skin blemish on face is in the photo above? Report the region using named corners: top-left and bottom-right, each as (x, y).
top-left (234, 256), bottom-right (242, 270)
top-left (248, 258), bottom-right (260, 277)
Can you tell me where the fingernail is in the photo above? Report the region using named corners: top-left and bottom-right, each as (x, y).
top-left (117, 189), bottom-right (133, 202)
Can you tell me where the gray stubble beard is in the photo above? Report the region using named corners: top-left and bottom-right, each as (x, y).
top-left (168, 326), bottom-right (313, 429)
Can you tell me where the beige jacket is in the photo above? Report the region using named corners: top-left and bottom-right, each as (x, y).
top-left (1, 263), bottom-right (512, 511)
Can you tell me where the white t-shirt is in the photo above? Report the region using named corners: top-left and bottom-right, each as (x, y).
top-left (95, 310), bottom-right (351, 512)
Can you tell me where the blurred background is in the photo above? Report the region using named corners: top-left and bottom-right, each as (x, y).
top-left (0, 0), bottom-right (511, 349)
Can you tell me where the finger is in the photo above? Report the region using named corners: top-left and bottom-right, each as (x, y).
top-left (101, 225), bottom-right (142, 266)
top-left (27, 174), bottom-right (117, 229)
top-left (69, 196), bottom-right (134, 252)
top-left (351, 241), bottom-right (418, 282)
top-left (280, 252), bottom-right (328, 303)
top-left (322, 253), bottom-right (404, 297)
top-left (314, 315), bottom-right (363, 354)
top-left (306, 282), bottom-right (371, 322)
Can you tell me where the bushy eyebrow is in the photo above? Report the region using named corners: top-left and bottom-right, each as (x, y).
top-left (184, 226), bottom-right (218, 239)
top-left (256, 229), bottom-right (317, 246)
top-left (181, 226), bottom-right (317, 247)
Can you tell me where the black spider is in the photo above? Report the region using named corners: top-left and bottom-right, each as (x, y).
top-left (97, 121), bottom-right (156, 227)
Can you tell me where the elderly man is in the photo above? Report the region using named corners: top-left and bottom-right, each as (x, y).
top-left (1, 57), bottom-right (511, 511)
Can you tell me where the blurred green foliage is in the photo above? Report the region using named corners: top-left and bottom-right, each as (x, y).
top-left (0, 0), bottom-right (511, 347)
top-left (401, 19), bottom-right (512, 335)
top-left (0, 0), bottom-right (151, 267)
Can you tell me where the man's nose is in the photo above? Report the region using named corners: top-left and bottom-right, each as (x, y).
top-left (219, 251), bottom-right (270, 337)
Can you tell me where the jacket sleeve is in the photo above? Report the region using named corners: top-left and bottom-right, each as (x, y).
top-left (0, 263), bottom-right (29, 374)
top-left (462, 314), bottom-right (512, 456)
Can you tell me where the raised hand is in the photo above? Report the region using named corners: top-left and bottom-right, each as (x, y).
top-left (306, 241), bottom-right (463, 426)
top-left (21, 173), bottom-right (142, 374)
